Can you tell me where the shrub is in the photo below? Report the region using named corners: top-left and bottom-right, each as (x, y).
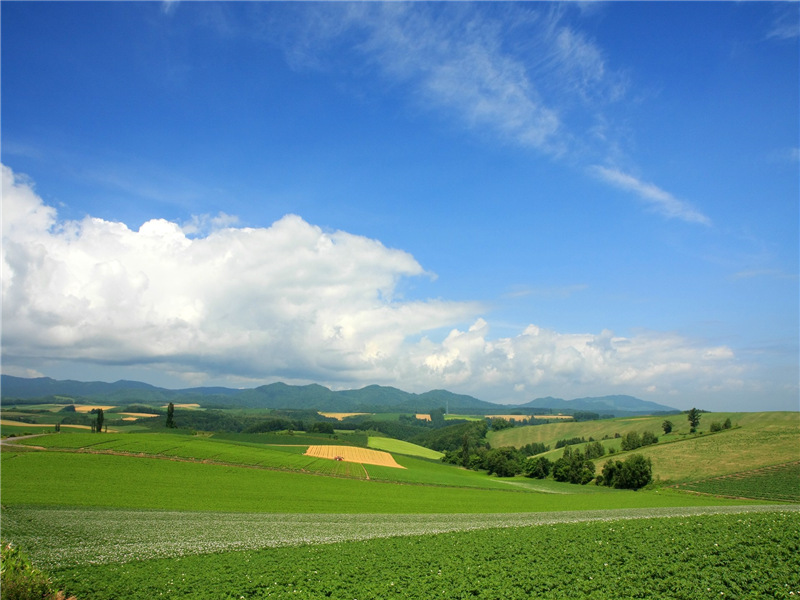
top-left (1, 542), bottom-right (75, 600)
top-left (710, 421), bottom-right (722, 432)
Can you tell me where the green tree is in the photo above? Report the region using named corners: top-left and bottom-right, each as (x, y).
top-left (641, 431), bottom-right (659, 446)
top-left (723, 417), bottom-right (732, 429)
top-left (615, 454), bottom-right (652, 489)
top-left (486, 447), bottom-right (522, 477)
top-left (620, 431), bottom-right (641, 451)
top-left (429, 407), bottom-right (446, 427)
top-left (95, 408), bottom-right (104, 433)
top-left (553, 447), bottom-right (595, 485)
top-left (166, 402), bottom-right (176, 429)
top-left (662, 419), bottom-right (673, 434)
top-left (524, 456), bottom-right (552, 479)
top-left (599, 454), bottom-right (652, 490)
top-left (687, 408), bottom-right (701, 433)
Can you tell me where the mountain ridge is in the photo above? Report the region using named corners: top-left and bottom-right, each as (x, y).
top-left (0, 375), bottom-right (679, 415)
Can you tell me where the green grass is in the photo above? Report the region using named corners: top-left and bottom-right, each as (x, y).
top-left (368, 435), bottom-right (444, 459)
top-left (492, 411), bottom-right (800, 483)
top-left (0, 450), bottom-right (760, 514)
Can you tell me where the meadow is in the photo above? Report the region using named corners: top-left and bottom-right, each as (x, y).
top-left (2, 409), bottom-right (798, 599)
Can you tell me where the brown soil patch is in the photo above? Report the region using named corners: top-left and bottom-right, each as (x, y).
top-left (304, 445), bottom-right (405, 469)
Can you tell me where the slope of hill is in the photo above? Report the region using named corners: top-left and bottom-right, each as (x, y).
top-left (520, 394), bottom-right (678, 415)
top-left (489, 411), bottom-right (800, 484)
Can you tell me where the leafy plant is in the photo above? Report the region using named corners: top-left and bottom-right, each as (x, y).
top-left (0, 542), bottom-right (75, 600)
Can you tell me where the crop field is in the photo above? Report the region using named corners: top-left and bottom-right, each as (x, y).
top-left (368, 436), bottom-right (444, 460)
top-left (4, 509), bottom-right (795, 600)
top-left (1, 449), bottom-right (757, 514)
top-left (675, 461), bottom-right (800, 502)
top-left (304, 444), bottom-right (405, 468)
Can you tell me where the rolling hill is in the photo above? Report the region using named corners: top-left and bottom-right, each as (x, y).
top-left (1, 375), bottom-right (678, 415)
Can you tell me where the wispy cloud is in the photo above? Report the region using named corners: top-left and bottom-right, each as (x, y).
top-left (265, 4), bottom-right (708, 226)
top-left (590, 165), bottom-right (712, 226)
top-left (766, 7), bottom-right (800, 41)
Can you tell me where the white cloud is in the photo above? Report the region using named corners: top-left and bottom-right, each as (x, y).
top-left (590, 165), bottom-right (712, 226)
top-left (272, 4), bottom-right (627, 158)
top-left (2, 164), bottom-right (749, 405)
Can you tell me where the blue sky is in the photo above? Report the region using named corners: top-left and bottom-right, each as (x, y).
top-left (2, 2), bottom-right (798, 411)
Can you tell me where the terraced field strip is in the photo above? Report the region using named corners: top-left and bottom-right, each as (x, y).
top-left (1, 420), bottom-right (93, 431)
top-left (673, 460), bottom-right (800, 502)
top-left (317, 412), bottom-right (369, 420)
top-left (304, 445), bottom-right (405, 469)
top-left (73, 405), bottom-right (115, 413)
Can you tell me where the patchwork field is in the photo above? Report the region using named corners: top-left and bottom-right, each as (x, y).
top-left (2, 411), bottom-right (798, 599)
top-left (304, 444), bottom-right (404, 468)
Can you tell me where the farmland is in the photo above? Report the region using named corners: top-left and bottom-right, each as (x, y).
top-left (6, 508), bottom-right (798, 599)
top-left (2, 407), bottom-right (798, 599)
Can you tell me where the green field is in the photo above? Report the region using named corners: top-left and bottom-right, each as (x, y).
top-left (368, 435), bottom-right (444, 459)
top-left (675, 461), bottom-right (800, 502)
top-left (7, 509), bottom-right (797, 599)
top-left (2, 411), bottom-right (798, 599)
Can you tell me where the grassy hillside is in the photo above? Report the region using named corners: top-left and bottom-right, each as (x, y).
top-left (489, 411), bottom-right (800, 483)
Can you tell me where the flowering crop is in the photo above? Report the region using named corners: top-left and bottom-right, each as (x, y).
top-left (3, 505), bottom-right (796, 570)
top-left (37, 510), bottom-right (800, 600)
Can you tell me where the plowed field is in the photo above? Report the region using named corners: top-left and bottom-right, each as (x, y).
top-left (304, 445), bottom-right (405, 469)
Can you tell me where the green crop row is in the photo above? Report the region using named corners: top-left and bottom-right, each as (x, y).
top-left (677, 462), bottom-right (800, 502)
top-left (3, 505), bottom-right (792, 571)
top-left (42, 510), bottom-right (800, 600)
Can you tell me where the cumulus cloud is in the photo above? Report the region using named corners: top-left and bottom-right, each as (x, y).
top-left (2, 164), bottom-right (744, 402)
top-left (1, 164), bottom-right (478, 383)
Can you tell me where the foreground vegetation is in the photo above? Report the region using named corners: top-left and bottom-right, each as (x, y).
top-left (33, 510), bottom-right (800, 599)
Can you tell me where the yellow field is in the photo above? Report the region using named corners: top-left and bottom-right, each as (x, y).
top-left (73, 405), bottom-right (115, 413)
top-left (415, 414), bottom-right (431, 421)
top-left (0, 420), bottom-right (105, 431)
top-left (118, 412), bottom-right (160, 418)
top-left (304, 445), bottom-right (405, 469)
top-left (317, 412), bottom-right (369, 420)
top-left (164, 403), bottom-right (201, 409)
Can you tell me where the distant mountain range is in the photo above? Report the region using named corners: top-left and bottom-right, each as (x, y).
top-left (0, 375), bottom-right (679, 416)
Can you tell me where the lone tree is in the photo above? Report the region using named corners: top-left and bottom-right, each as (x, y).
top-left (687, 408), bottom-right (701, 433)
top-left (95, 408), bottom-right (104, 433)
top-left (662, 419), bottom-right (673, 435)
top-left (166, 402), bottom-right (176, 429)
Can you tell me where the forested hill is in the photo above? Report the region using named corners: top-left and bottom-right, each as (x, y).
top-left (0, 375), bottom-right (678, 415)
